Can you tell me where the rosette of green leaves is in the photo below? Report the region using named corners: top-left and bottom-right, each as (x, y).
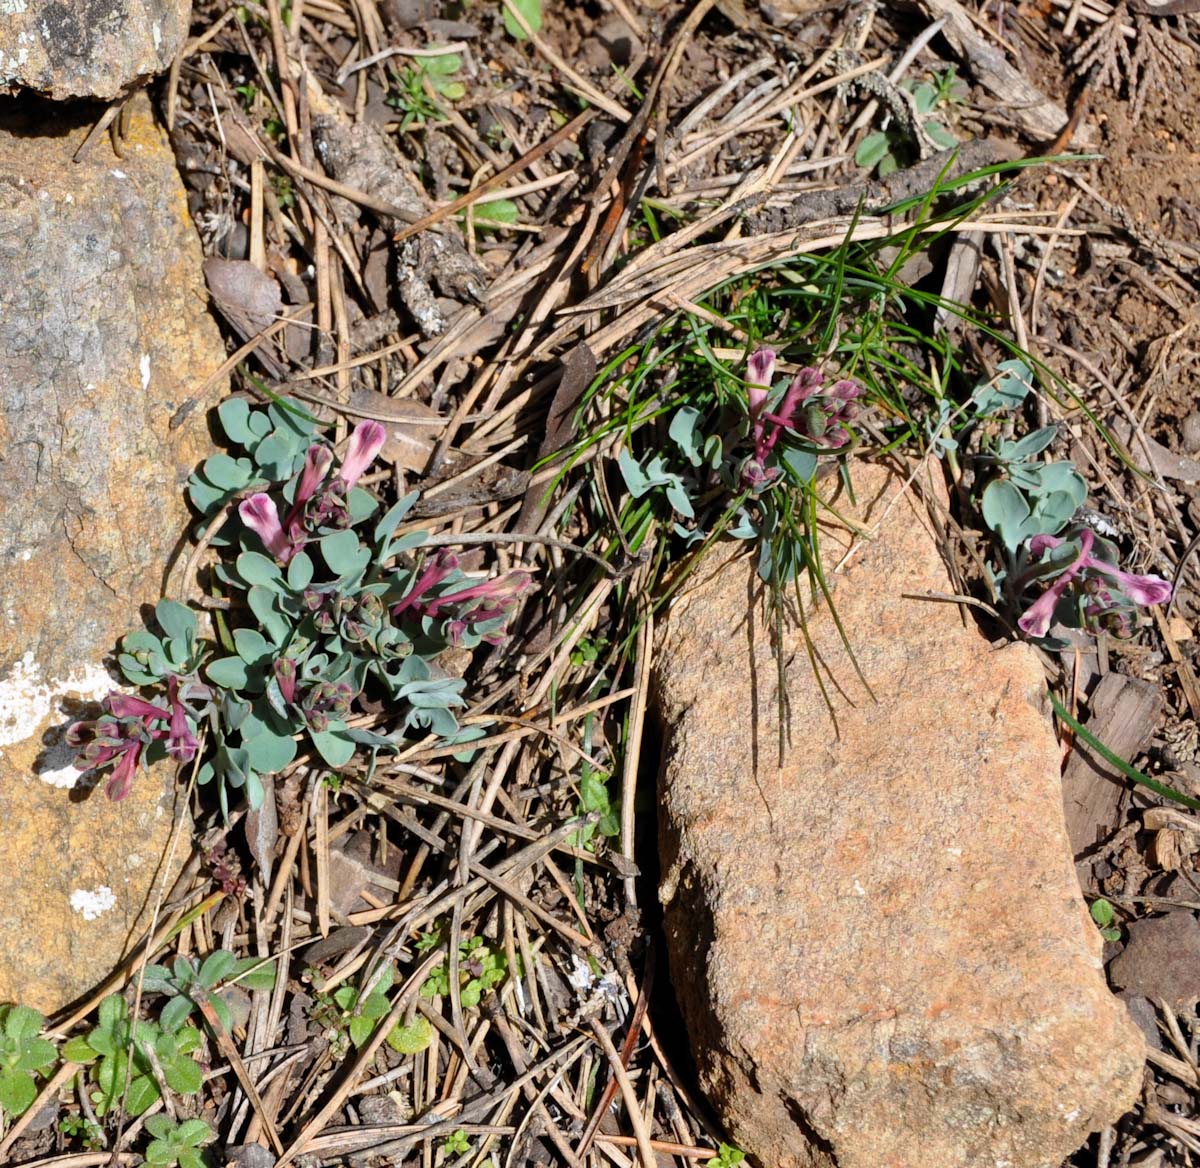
top-left (62, 995), bottom-right (203, 1117)
top-left (420, 937), bottom-right (508, 1008)
top-left (0, 1005), bottom-right (56, 1117)
top-left (981, 426), bottom-right (1087, 557)
top-left (187, 397), bottom-right (319, 520)
top-left (144, 1116), bottom-right (214, 1168)
top-left (331, 965), bottom-right (434, 1054)
top-left (118, 599), bottom-right (205, 687)
top-left (142, 950), bottom-right (277, 1035)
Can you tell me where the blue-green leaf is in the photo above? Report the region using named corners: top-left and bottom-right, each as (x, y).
top-left (287, 551), bottom-right (314, 591)
top-left (218, 398), bottom-right (256, 447)
top-left (234, 628), bottom-right (272, 666)
top-left (155, 599), bottom-right (196, 644)
top-left (243, 727), bottom-right (297, 774)
top-left (203, 454), bottom-right (255, 491)
top-left (375, 493), bottom-right (420, 548)
top-left (310, 725), bottom-right (355, 767)
top-left (237, 552), bottom-right (283, 588)
top-left (207, 656), bottom-right (250, 689)
top-left (320, 530), bottom-right (369, 577)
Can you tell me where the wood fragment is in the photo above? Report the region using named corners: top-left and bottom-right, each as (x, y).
top-left (1061, 672), bottom-right (1164, 874)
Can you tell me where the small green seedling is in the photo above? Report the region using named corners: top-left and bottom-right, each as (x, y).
top-left (62, 995), bottom-right (204, 1117)
top-left (144, 1116), bottom-right (214, 1168)
top-left (855, 68), bottom-right (964, 177)
top-left (386, 52), bottom-right (465, 130)
top-left (708, 1143), bottom-right (746, 1168)
top-left (313, 965), bottom-right (434, 1056)
top-left (59, 1113), bottom-right (105, 1149)
top-left (441, 1128), bottom-right (472, 1156)
top-left (0, 1005), bottom-right (56, 1117)
top-left (142, 949), bottom-right (277, 1036)
top-left (1090, 898), bottom-right (1122, 943)
top-left (421, 936), bottom-right (508, 1007)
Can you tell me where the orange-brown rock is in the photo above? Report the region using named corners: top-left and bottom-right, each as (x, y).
top-left (0, 93), bottom-right (223, 1012)
top-left (656, 461), bottom-right (1144, 1168)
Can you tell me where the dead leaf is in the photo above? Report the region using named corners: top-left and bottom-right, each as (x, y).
top-left (1112, 417), bottom-right (1200, 484)
top-left (514, 343), bottom-right (595, 535)
top-left (244, 778), bottom-right (279, 886)
top-left (1108, 911), bottom-right (1200, 1009)
top-left (203, 257), bottom-right (283, 336)
top-left (348, 386), bottom-right (444, 474)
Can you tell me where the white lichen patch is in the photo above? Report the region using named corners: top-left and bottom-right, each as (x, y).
top-left (70, 886), bottom-right (116, 921)
top-left (0, 0), bottom-right (29, 15)
top-left (110, 169), bottom-right (128, 180)
top-left (39, 762), bottom-right (80, 789)
top-left (140, 353), bottom-right (151, 390)
top-left (0, 652), bottom-right (113, 747)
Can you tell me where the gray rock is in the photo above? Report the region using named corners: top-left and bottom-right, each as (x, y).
top-left (655, 463), bottom-right (1144, 1168)
top-left (0, 0), bottom-right (189, 101)
top-left (0, 92), bottom-right (224, 1011)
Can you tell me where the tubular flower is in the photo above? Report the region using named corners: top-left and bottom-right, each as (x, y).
top-left (741, 350), bottom-right (863, 488)
top-left (67, 691), bottom-right (172, 801)
top-left (165, 676), bottom-right (199, 764)
top-left (391, 551), bottom-right (532, 643)
top-left (239, 493), bottom-right (296, 563)
top-left (337, 420), bottom-right (387, 489)
top-left (284, 444), bottom-right (334, 543)
top-left (391, 551), bottom-right (460, 617)
top-left (1018, 529), bottom-right (1172, 638)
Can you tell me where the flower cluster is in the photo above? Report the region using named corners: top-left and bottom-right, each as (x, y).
top-left (1018, 527), bottom-right (1172, 638)
top-left (67, 678), bottom-right (207, 801)
top-left (239, 420), bottom-right (387, 563)
top-left (392, 550), bottom-right (533, 646)
top-left (742, 349), bottom-right (861, 487)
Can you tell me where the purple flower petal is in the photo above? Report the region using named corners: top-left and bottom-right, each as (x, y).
top-left (1028, 533), bottom-right (1066, 558)
top-left (392, 551), bottom-right (459, 617)
top-left (1090, 566), bottom-right (1172, 607)
top-left (105, 743), bottom-right (142, 801)
top-left (338, 420), bottom-right (387, 489)
top-left (1017, 581), bottom-right (1071, 638)
top-left (107, 692), bottom-right (168, 721)
top-left (296, 444), bottom-right (333, 505)
top-left (240, 494), bottom-right (293, 562)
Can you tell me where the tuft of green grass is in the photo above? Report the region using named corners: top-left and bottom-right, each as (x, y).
top-left (542, 158), bottom-right (1087, 752)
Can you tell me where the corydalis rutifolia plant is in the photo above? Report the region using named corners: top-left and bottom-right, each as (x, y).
top-left (69, 404), bottom-right (531, 813)
top-left (1015, 526), bottom-right (1171, 639)
top-left (742, 348), bottom-right (861, 488)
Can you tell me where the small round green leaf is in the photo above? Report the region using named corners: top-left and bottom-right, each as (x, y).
top-left (207, 656), bottom-right (250, 689)
top-left (0, 1067), bottom-right (35, 1115)
top-left (287, 551), bottom-right (314, 591)
top-left (237, 552), bottom-right (283, 587)
top-left (310, 726), bottom-right (355, 767)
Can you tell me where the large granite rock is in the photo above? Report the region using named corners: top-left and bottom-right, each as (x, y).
top-left (0, 0), bottom-right (190, 101)
top-left (0, 93), bottom-right (222, 1012)
top-left (655, 462), bottom-right (1144, 1168)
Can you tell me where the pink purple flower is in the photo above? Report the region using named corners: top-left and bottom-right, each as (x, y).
top-left (338, 421), bottom-right (387, 489)
top-left (239, 493), bottom-right (295, 562)
top-left (1018, 529), bottom-right (1172, 638)
top-left (741, 349), bottom-right (862, 488)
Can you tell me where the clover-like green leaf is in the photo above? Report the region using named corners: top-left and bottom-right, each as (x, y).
top-left (502, 0), bottom-right (542, 38)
